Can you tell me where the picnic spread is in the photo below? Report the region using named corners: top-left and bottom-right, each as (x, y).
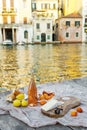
top-left (0, 77), bottom-right (87, 128)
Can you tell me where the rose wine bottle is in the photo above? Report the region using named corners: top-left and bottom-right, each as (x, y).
top-left (28, 74), bottom-right (38, 106)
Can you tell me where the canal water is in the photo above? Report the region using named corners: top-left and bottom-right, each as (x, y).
top-left (0, 43), bottom-right (87, 90)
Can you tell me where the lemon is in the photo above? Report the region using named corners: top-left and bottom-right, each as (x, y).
top-left (13, 99), bottom-right (21, 107)
top-left (21, 100), bottom-right (28, 107)
top-left (16, 93), bottom-right (24, 100)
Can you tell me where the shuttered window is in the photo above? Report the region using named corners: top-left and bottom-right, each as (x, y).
top-left (3, 16), bottom-right (7, 24)
top-left (10, 0), bottom-right (14, 7)
top-left (2, 0), bottom-right (6, 7)
top-left (2, 0), bottom-right (6, 10)
top-left (24, 31), bottom-right (28, 38)
top-left (23, 17), bottom-right (27, 24)
top-left (11, 16), bottom-right (15, 23)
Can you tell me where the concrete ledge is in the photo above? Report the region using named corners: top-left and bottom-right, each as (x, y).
top-left (60, 41), bottom-right (82, 44)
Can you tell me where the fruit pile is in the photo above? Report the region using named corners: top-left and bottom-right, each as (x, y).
top-left (70, 107), bottom-right (83, 117)
top-left (13, 93), bottom-right (28, 107)
top-left (38, 91), bottom-right (55, 105)
top-left (6, 89), bottom-right (28, 107)
top-left (6, 89), bottom-right (55, 107)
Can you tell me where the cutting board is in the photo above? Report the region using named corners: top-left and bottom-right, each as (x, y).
top-left (41, 96), bottom-right (80, 118)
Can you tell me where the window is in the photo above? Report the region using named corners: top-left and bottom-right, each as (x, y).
top-left (2, 0), bottom-right (6, 12)
top-left (23, 17), bottom-right (27, 24)
top-left (53, 26), bottom-right (55, 31)
top-left (47, 23), bottom-right (50, 29)
top-left (76, 32), bottom-right (79, 37)
top-left (32, 3), bottom-right (36, 11)
top-left (3, 16), bottom-right (7, 24)
top-left (24, 30), bottom-right (28, 38)
top-left (75, 21), bottom-right (80, 26)
top-left (47, 35), bottom-right (50, 39)
top-left (85, 18), bottom-right (87, 23)
top-left (85, 29), bottom-right (87, 33)
top-left (56, 23), bottom-right (58, 28)
top-left (11, 16), bottom-right (15, 23)
top-left (66, 21), bottom-right (70, 26)
top-left (36, 23), bottom-right (40, 29)
top-left (3, 0), bottom-right (6, 7)
top-left (66, 32), bottom-right (69, 37)
top-left (37, 35), bottom-right (39, 40)
top-left (84, 18), bottom-right (87, 27)
top-left (45, 4), bottom-right (47, 9)
top-left (53, 4), bottom-right (56, 9)
top-left (10, 0), bottom-right (14, 7)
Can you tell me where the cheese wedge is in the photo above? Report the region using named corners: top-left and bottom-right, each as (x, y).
top-left (41, 98), bottom-right (64, 111)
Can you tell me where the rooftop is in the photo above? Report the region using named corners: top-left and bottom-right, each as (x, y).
top-left (62, 12), bottom-right (82, 18)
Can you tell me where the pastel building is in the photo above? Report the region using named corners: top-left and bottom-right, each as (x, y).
top-left (31, 0), bottom-right (58, 42)
top-left (55, 12), bottom-right (82, 43)
top-left (32, 0), bottom-right (58, 21)
top-left (59, 0), bottom-right (82, 16)
top-left (32, 11), bottom-right (53, 42)
top-left (0, 0), bottom-right (33, 43)
top-left (82, 0), bottom-right (87, 42)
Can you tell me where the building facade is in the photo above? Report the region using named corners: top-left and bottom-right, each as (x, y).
top-left (31, 0), bottom-right (58, 42)
top-left (0, 0), bottom-right (33, 43)
top-left (61, 0), bottom-right (82, 16)
top-left (32, 0), bottom-right (58, 21)
top-left (82, 0), bottom-right (87, 42)
top-left (56, 12), bottom-right (82, 43)
top-left (32, 11), bottom-right (53, 42)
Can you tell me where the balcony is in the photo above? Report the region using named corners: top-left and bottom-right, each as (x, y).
top-left (1, 8), bottom-right (17, 16)
top-left (2, 10), bottom-right (8, 16)
top-left (8, 10), bottom-right (17, 16)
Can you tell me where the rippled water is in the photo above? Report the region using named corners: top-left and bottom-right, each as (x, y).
top-left (0, 43), bottom-right (87, 90)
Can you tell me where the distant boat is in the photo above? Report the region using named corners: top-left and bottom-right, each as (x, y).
top-left (2, 40), bottom-right (13, 46)
top-left (17, 41), bottom-right (25, 45)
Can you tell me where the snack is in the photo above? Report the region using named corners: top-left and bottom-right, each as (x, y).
top-left (13, 99), bottom-right (21, 107)
top-left (13, 89), bottom-right (21, 96)
top-left (40, 100), bottom-right (47, 105)
top-left (41, 98), bottom-right (59, 111)
top-left (21, 100), bottom-right (28, 107)
top-left (6, 89), bottom-right (23, 102)
top-left (39, 91), bottom-right (55, 101)
top-left (6, 93), bottom-right (16, 102)
top-left (16, 93), bottom-right (25, 100)
top-left (70, 110), bottom-right (77, 117)
top-left (39, 94), bottom-right (44, 100)
top-left (76, 107), bottom-right (83, 113)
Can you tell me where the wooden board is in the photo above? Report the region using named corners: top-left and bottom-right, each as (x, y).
top-left (41, 96), bottom-right (80, 118)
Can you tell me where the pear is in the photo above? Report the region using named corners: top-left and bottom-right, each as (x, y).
top-left (13, 99), bottom-right (21, 107)
top-left (21, 100), bottom-right (28, 107)
top-left (16, 93), bottom-right (24, 100)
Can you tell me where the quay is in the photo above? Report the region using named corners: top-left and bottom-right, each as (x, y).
top-left (0, 76), bottom-right (87, 130)
top-left (27, 41), bottom-right (61, 45)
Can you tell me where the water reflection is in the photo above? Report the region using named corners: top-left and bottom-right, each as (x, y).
top-left (0, 43), bottom-right (87, 90)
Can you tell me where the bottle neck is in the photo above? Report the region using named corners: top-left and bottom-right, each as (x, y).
top-left (31, 72), bottom-right (34, 78)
